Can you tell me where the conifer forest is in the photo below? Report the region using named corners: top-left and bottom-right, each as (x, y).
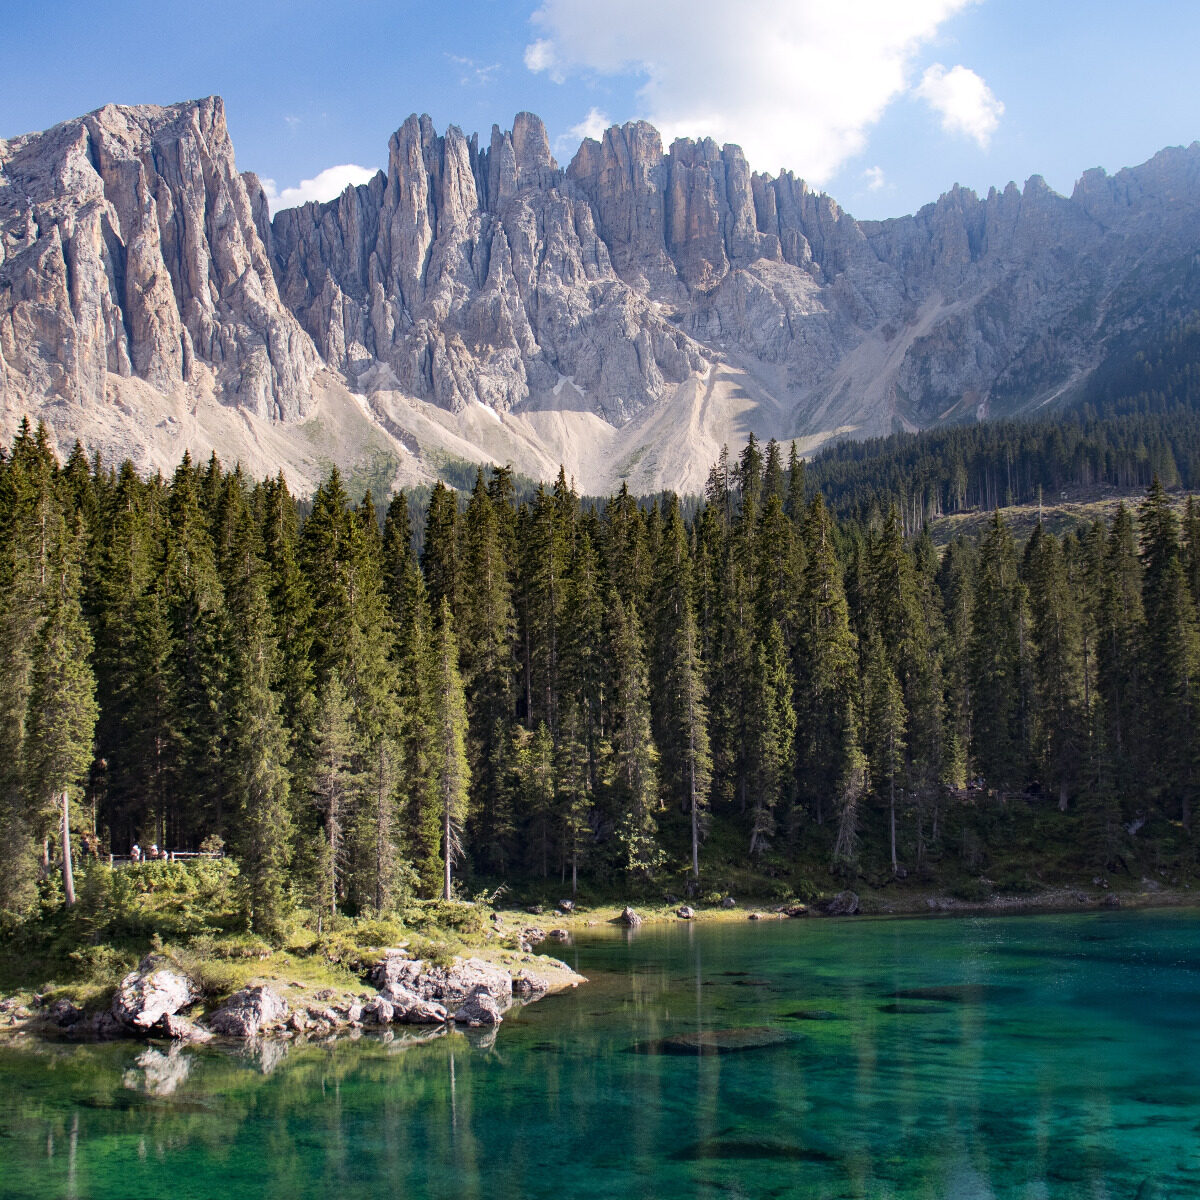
top-left (2, 418), bottom-right (1198, 937)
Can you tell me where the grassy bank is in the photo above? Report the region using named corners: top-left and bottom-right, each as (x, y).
top-left (0, 858), bottom-right (576, 1019)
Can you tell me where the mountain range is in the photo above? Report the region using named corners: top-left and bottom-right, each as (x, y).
top-left (2, 96), bottom-right (1198, 494)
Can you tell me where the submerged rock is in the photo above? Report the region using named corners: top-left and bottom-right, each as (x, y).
top-left (208, 986), bottom-right (288, 1039)
top-left (111, 956), bottom-right (197, 1030)
top-left (671, 1137), bottom-right (836, 1163)
top-left (784, 1010), bottom-right (841, 1021)
top-left (634, 1028), bottom-right (796, 1055)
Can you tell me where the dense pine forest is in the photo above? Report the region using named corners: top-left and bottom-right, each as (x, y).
top-left (810, 315), bottom-right (1200, 526)
top-left (1, 417), bottom-right (1198, 941)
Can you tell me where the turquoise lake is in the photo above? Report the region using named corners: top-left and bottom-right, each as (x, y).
top-left (1, 909), bottom-right (1198, 1199)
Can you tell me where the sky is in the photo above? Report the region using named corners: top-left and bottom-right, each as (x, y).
top-left (3, 0), bottom-right (1199, 221)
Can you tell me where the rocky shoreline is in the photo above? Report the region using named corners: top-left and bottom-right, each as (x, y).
top-left (0, 947), bottom-right (585, 1049)
top-left (2, 884), bottom-right (1192, 1049)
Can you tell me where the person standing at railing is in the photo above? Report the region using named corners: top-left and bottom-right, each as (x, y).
top-left (130, 842), bottom-right (141, 863)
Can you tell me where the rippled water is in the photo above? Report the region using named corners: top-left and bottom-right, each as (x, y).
top-left (1, 909), bottom-right (1198, 1199)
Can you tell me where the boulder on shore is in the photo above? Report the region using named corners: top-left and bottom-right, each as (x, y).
top-left (374, 955), bottom-right (512, 1012)
top-left (159, 1013), bottom-right (213, 1043)
top-left (208, 985), bottom-right (288, 1039)
top-left (454, 987), bottom-right (504, 1027)
top-left (512, 971), bottom-right (550, 1000)
top-left (381, 984), bottom-right (450, 1024)
top-left (47, 998), bottom-right (84, 1028)
top-left (111, 956), bottom-right (197, 1030)
top-left (824, 890), bottom-right (860, 917)
top-left (676, 906), bottom-right (696, 920)
top-left (619, 906), bottom-right (643, 928)
top-left (720, 896), bottom-right (736, 909)
top-left (361, 997), bottom-right (395, 1025)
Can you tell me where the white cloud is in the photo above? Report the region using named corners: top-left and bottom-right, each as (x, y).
top-left (915, 63), bottom-right (1003, 146)
top-left (569, 106), bottom-right (612, 142)
top-left (523, 38), bottom-right (560, 78)
top-left (262, 164), bottom-right (379, 212)
top-left (864, 165), bottom-right (886, 191)
top-left (524, 0), bottom-right (991, 183)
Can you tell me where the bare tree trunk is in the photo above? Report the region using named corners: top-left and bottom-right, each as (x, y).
top-left (889, 775), bottom-right (897, 875)
top-left (61, 791), bottom-right (76, 907)
top-left (690, 750), bottom-right (699, 880)
top-left (443, 786), bottom-right (452, 901)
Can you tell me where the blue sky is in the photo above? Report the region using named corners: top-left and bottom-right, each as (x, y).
top-left (3, 0), bottom-right (1199, 220)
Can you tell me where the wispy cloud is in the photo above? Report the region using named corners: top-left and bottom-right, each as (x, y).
top-left (446, 54), bottom-right (502, 86)
top-left (915, 63), bottom-right (1004, 147)
top-left (262, 164), bottom-right (379, 212)
top-left (863, 165), bottom-right (886, 191)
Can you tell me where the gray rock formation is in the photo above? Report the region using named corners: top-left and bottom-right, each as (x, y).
top-left (373, 954), bottom-right (513, 1012)
top-left (453, 986), bottom-right (504, 1027)
top-left (159, 1013), bottom-right (213, 1042)
top-left (380, 985), bottom-right (450, 1025)
top-left (0, 98), bottom-right (319, 420)
top-left (5, 96), bottom-right (1200, 494)
top-left (271, 112), bottom-right (706, 423)
top-left (208, 984), bottom-right (288, 1038)
top-left (111, 956), bottom-right (196, 1030)
top-left (824, 890), bottom-right (860, 917)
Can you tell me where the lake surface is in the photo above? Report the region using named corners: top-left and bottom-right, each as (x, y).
top-left (1, 909), bottom-right (1198, 1199)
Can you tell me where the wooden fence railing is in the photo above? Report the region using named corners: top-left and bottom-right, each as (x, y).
top-left (106, 851), bottom-right (225, 866)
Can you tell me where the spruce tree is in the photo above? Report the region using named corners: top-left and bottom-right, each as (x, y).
top-left (223, 501), bottom-right (292, 936)
top-left (1024, 525), bottom-right (1086, 809)
top-left (864, 631), bottom-right (907, 874)
top-left (747, 619), bottom-right (795, 857)
top-left (460, 470), bottom-right (516, 841)
top-left (796, 494), bottom-right (865, 860)
top-left (422, 482), bottom-right (460, 622)
top-left (608, 591), bottom-right (662, 878)
top-left (310, 671), bottom-right (354, 920)
top-left (24, 514), bottom-right (98, 907)
top-left (431, 598), bottom-right (470, 900)
top-left (968, 511), bottom-right (1027, 788)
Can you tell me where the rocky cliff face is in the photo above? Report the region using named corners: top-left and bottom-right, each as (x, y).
top-left (276, 111), bottom-right (1200, 444)
top-left (0, 98), bottom-right (319, 422)
top-left (270, 112), bottom-right (706, 423)
top-left (3, 97), bottom-right (1200, 494)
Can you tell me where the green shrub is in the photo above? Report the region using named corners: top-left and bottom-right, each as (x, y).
top-left (952, 878), bottom-right (994, 903)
